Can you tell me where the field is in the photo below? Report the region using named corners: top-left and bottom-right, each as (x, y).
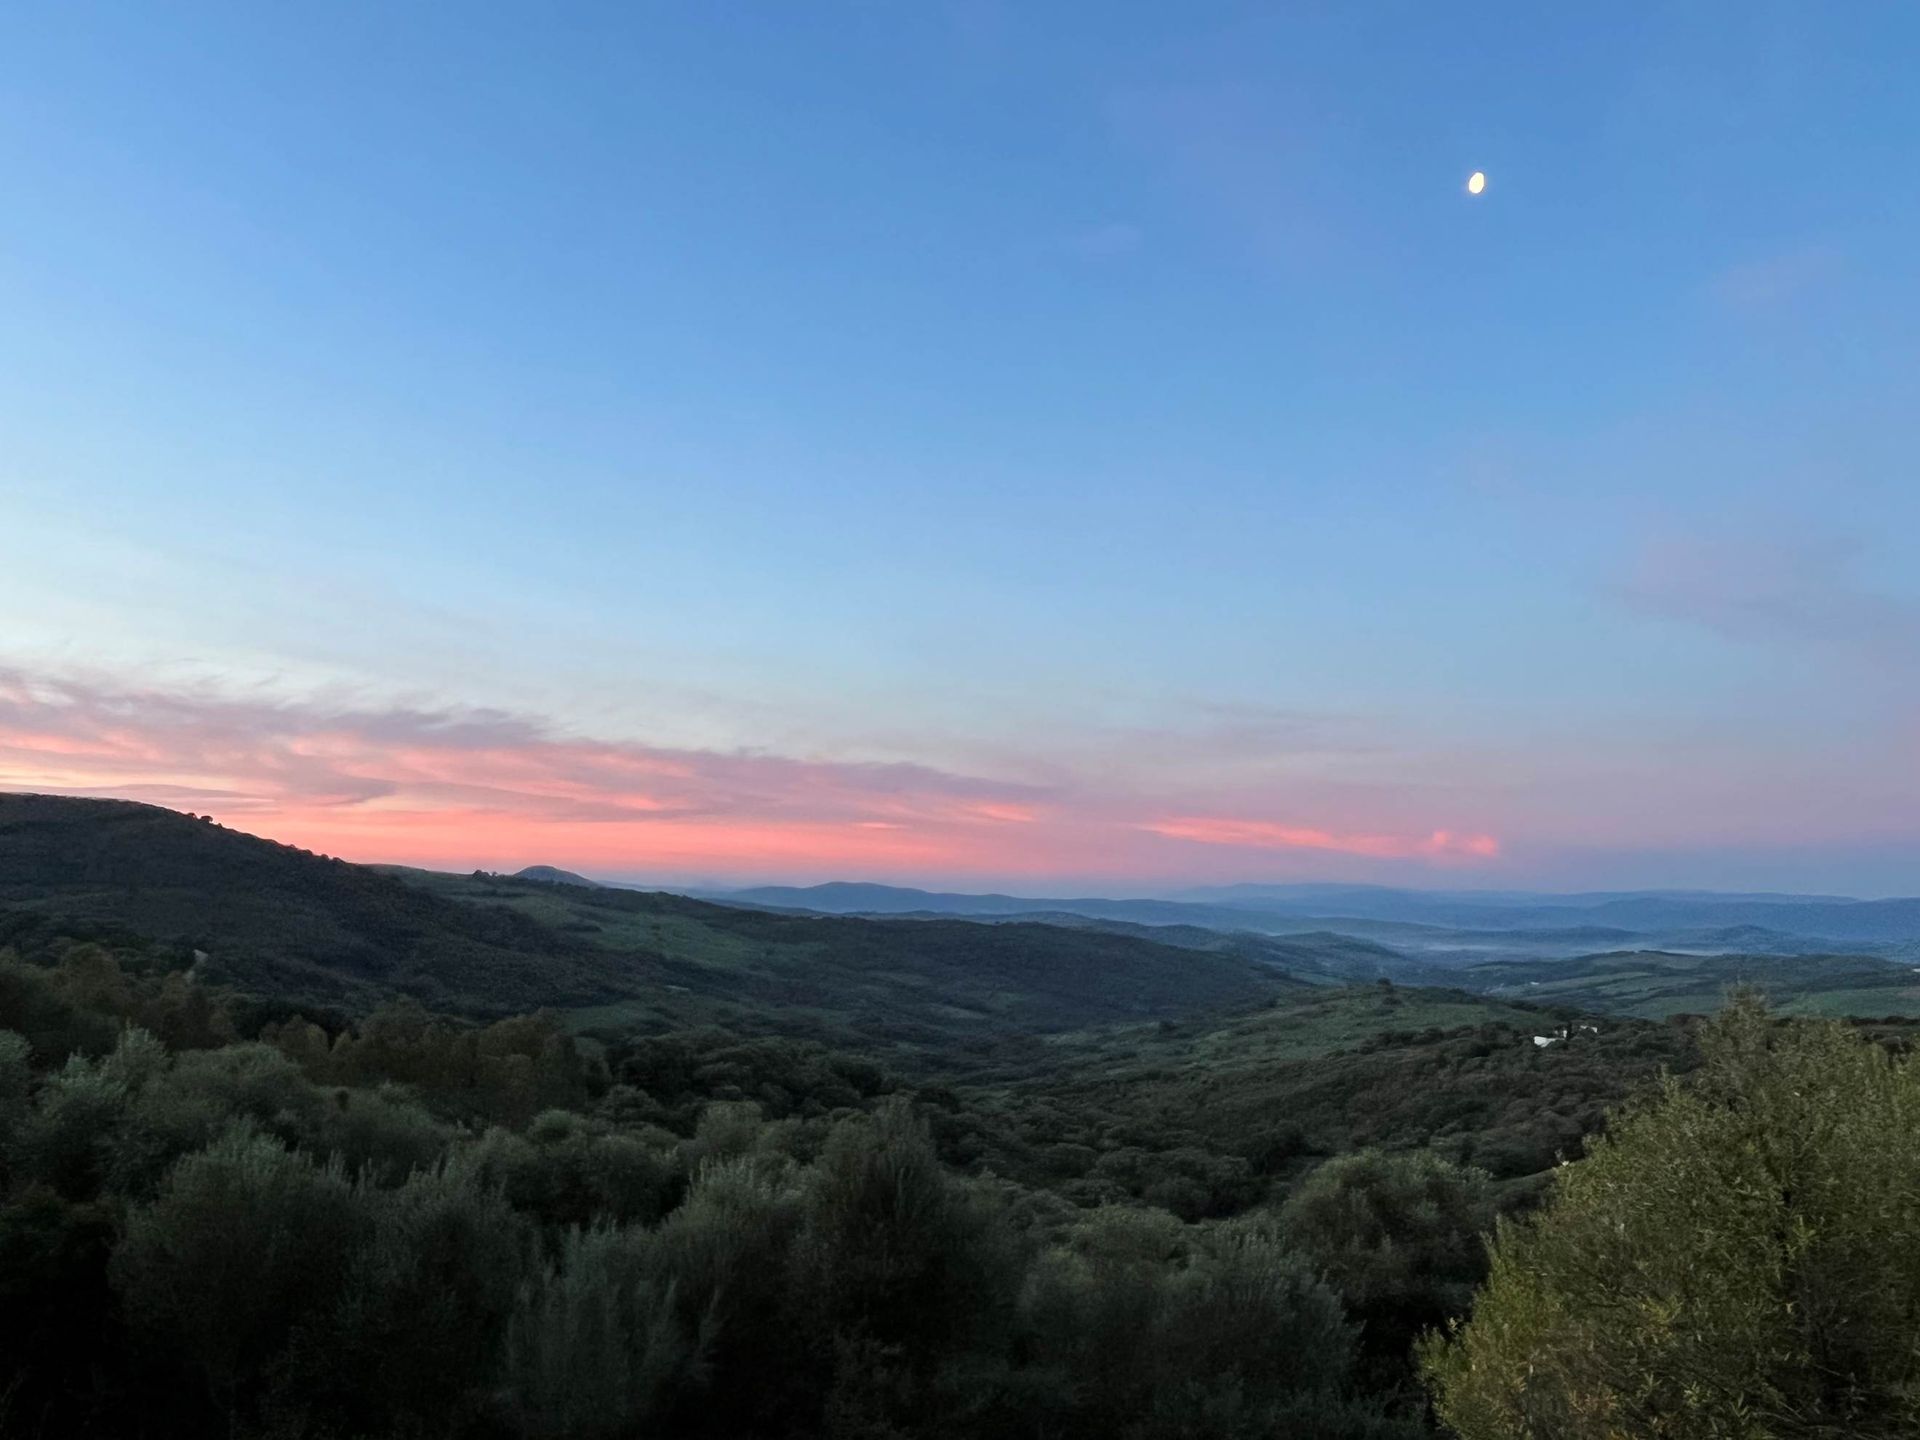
top-left (1466, 949), bottom-right (1920, 1020)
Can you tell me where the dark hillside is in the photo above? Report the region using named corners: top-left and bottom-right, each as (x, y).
top-left (1, 795), bottom-right (1295, 1045)
top-left (514, 864), bottom-right (602, 887)
top-left (1013, 916), bottom-right (1452, 985)
top-left (406, 869), bottom-right (1294, 1041)
top-left (956, 988), bottom-right (1704, 1205)
top-left (0, 793), bottom-right (643, 1012)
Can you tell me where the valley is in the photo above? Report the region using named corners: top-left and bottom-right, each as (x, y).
top-left (6, 792), bottom-right (1920, 1437)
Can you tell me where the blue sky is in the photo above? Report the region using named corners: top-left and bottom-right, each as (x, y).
top-left (3, 2), bottom-right (1919, 892)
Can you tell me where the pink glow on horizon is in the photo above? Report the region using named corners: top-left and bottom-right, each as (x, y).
top-left (0, 667), bottom-right (1505, 882)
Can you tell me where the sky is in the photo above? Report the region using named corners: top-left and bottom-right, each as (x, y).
top-left (3, 2), bottom-right (1919, 895)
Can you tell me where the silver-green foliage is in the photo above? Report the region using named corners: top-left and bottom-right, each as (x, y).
top-left (1421, 994), bottom-right (1920, 1439)
top-left (0, 1028), bottom-right (33, 1150)
top-left (1281, 1147), bottom-right (1496, 1361)
top-left (502, 1222), bottom-right (700, 1438)
top-left (112, 1125), bottom-right (362, 1406)
top-left (1020, 1207), bottom-right (1408, 1438)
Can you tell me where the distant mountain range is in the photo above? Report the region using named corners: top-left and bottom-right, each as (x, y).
top-left (689, 880), bottom-right (1920, 959)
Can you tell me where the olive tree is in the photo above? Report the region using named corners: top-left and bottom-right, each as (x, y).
top-left (1421, 994), bottom-right (1920, 1439)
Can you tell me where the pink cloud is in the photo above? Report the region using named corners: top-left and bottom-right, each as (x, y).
top-left (0, 666), bottom-right (1503, 881)
top-left (1143, 816), bottom-right (1500, 861)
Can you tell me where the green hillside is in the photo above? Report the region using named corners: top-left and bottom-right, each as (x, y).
top-left (948, 985), bottom-right (1699, 1209)
top-left (395, 866), bottom-right (1302, 1052)
top-left (1000, 914), bottom-right (1459, 985)
top-left (1465, 948), bottom-right (1920, 1019)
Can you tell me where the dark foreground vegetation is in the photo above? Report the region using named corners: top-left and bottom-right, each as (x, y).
top-left (4, 796), bottom-right (1919, 1438)
top-left (3, 939), bottom-right (1442, 1439)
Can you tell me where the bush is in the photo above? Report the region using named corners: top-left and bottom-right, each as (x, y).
top-left (463, 1113), bottom-right (675, 1227)
top-left (501, 1222), bottom-right (698, 1437)
top-left (1422, 995), bottom-right (1920, 1438)
top-left (111, 1127), bottom-right (363, 1416)
top-left (106, 1039), bottom-right (328, 1196)
top-left (0, 1186), bottom-right (124, 1431)
top-left (0, 1028), bottom-right (33, 1153)
top-left (315, 1081), bottom-right (455, 1182)
top-left (1281, 1148), bottom-right (1494, 1366)
top-left (1019, 1208), bottom-right (1403, 1439)
top-left (798, 1099), bottom-right (1018, 1362)
top-left (649, 1155), bottom-right (805, 1433)
top-left (276, 1162), bottom-right (534, 1432)
top-left (13, 1055), bottom-right (129, 1198)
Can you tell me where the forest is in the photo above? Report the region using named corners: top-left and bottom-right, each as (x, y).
top-left (2, 935), bottom-right (1450, 1438)
top-left (7, 929), bottom-right (1920, 1438)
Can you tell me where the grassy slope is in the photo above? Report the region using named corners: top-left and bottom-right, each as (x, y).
top-left (1465, 949), bottom-right (1920, 1019)
top-left (397, 868), bottom-right (1298, 1045)
top-left (1015, 915), bottom-right (1460, 985)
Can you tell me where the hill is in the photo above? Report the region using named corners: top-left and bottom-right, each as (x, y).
top-left (706, 880), bottom-right (1262, 924)
top-left (947, 983), bottom-right (1703, 1209)
top-left (706, 879), bottom-right (1920, 966)
top-left (514, 864), bottom-right (603, 887)
top-left (902, 912), bottom-right (1457, 986)
top-left (0, 793), bottom-right (642, 1013)
top-left (0, 793), bottom-right (1300, 1051)
top-left (394, 867), bottom-right (1301, 1052)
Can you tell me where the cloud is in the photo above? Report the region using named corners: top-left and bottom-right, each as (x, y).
top-left (1709, 244), bottom-right (1841, 312)
top-left (0, 666), bottom-right (1052, 849)
top-left (1614, 530), bottom-right (1920, 667)
top-left (0, 665), bottom-right (1501, 882)
top-left (1143, 816), bottom-right (1499, 860)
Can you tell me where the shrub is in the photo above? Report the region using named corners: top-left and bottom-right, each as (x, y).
top-left (501, 1222), bottom-right (697, 1437)
top-left (13, 1055), bottom-right (129, 1198)
top-left (111, 1127), bottom-right (363, 1417)
top-left (1422, 994), bottom-right (1920, 1439)
top-left (277, 1162), bottom-right (534, 1431)
top-left (1281, 1148), bottom-right (1495, 1365)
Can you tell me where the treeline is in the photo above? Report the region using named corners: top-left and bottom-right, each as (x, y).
top-left (2, 942), bottom-right (1475, 1438)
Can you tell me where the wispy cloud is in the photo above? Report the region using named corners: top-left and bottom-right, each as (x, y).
top-left (1143, 816), bottom-right (1499, 860)
top-left (0, 667), bottom-right (1041, 821)
top-left (1614, 529), bottom-right (1920, 669)
top-left (0, 665), bottom-right (1500, 882)
top-left (1708, 244), bottom-right (1841, 312)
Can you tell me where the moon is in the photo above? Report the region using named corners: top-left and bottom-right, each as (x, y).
top-left (1467, 171), bottom-right (1486, 195)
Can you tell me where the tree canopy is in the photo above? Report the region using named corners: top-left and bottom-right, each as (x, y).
top-left (1422, 993), bottom-right (1920, 1439)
